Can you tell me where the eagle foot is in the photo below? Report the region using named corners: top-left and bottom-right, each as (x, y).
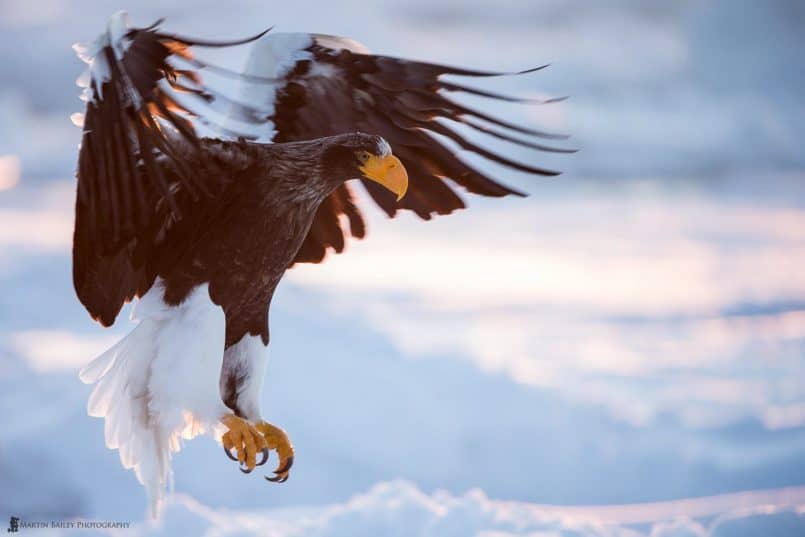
top-left (221, 414), bottom-right (269, 473)
top-left (256, 420), bottom-right (294, 483)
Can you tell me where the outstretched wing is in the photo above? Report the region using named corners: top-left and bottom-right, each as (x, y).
top-left (72, 12), bottom-right (270, 325)
top-left (229, 33), bottom-right (573, 264)
top-left (72, 14), bottom-right (570, 325)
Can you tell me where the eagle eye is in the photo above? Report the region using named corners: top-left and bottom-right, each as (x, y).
top-left (357, 150), bottom-right (371, 163)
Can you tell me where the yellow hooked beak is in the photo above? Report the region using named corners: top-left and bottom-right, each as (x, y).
top-left (359, 154), bottom-right (408, 201)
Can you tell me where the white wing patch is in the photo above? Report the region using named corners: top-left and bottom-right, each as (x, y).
top-left (224, 32), bottom-right (372, 141)
top-left (72, 11), bottom-right (133, 103)
top-left (312, 34), bottom-right (370, 54)
top-left (225, 32), bottom-right (314, 141)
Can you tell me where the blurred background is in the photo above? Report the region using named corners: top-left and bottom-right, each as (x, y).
top-left (1, 0), bottom-right (805, 535)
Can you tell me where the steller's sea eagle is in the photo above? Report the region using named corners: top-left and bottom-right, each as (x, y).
top-left (74, 11), bottom-right (572, 514)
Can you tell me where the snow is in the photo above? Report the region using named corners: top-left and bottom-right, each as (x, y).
top-left (1, 0), bottom-right (805, 535)
top-left (45, 482), bottom-right (805, 536)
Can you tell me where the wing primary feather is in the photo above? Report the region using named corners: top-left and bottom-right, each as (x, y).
top-left (458, 117), bottom-right (578, 154)
top-left (108, 84), bottom-right (142, 228)
top-left (148, 91), bottom-right (198, 145)
top-left (405, 141), bottom-right (526, 198)
top-left (79, 116), bottom-right (101, 244)
top-left (370, 82), bottom-right (569, 141)
top-left (423, 121), bottom-right (561, 176)
top-left (162, 80), bottom-right (270, 125)
top-left (174, 55), bottom-right (282, 83)
top-left (139, 107), bottom-right (207, 199)
top-left (154, 27), bottom-right (272, 48)
top-left (164, 91), bottom-right (265, 138)
top-left (370, 91), bottom-right (577, 161)
top-left (402, 89), bottom-right (570, 140)
top-left (372, 91), bottom-right (573, 156)
top-left (381, 56), bottom-right (549, 78)
top-left (105, 78), bottom-right (136, 239)
top-left (336, 185), bottom-right (367, 238)
top-left (444, 97), bottom-right (570, 140)
top-left (392, 146), bottom-right (466, 214)
top-left (437, 81), bottom-right (562, 104)
top-left (91, 83), bottom-right (119, 246)
top-left (137, 18), bottom-right (165, 33)
top-left (132, 110), bottom-right (178, 214)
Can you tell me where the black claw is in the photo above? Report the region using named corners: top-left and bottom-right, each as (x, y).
top-left (275, 455), bottom-right (294, 475)
top-left (255, 448), bottom-right (269, 467)
top-left (264, 473), bottom-right (284, 483)
top-left (223, 445), bottom-right (238, 462)
top-left (239, 464), bottom-right (253, 474)
top-left (278, 474), bottom-right (289, 483)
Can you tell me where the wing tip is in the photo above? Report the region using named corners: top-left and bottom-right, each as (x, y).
top-left (516, 63), bottom-right (550, 75)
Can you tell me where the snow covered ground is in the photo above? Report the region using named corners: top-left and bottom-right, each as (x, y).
top-left (1, 0), bottom-right (805, 535)
top-left (71, 483), bottom-right (805, 536)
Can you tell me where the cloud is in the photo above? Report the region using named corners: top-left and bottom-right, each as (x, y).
top-left (0, 91), bottom-right (78, 179)
top-left (287, 185), bottom-right (805, 428)
top-left (0, 207), bottom-right (72, 254)
top-left (127, 481), bottom-right (805, 537)
top-left (8, 330), bottom-right (118, 373)
top-left (0, 181), bottom-right (74, 255)
top-left (0, 0), bottom-right (67, 27)
top-left (0, 155), bottom-right (20, 191)
top-left (289, 193), bottom-right (805, 315)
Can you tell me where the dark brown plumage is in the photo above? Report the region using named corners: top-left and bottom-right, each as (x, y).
top-left (79, 133), bottom-right (390, 346)
top-left (72, 18), bottom-right (571, 339)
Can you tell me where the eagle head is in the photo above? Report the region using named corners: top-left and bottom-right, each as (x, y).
top-left (322, 133), bottom-right (408, 201)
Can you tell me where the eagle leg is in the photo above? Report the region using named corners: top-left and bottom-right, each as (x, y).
top-left (221, 413), bottom-right (269, 473)
top-left (255, 420), bottom-right (295, 483)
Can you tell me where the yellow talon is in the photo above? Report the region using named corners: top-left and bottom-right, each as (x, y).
top-left (256, 420), bottom-right (294, 482)
top-left (221, 414), bottom-right (268, 472)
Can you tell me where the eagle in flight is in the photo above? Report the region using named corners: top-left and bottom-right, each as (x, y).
top-left (74, 12), bottom-right (571, 514)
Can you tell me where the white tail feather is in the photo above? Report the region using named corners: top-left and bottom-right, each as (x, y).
top-left (80, 282), bottom-right (228, 518)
